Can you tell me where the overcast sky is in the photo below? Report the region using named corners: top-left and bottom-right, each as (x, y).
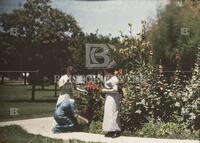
top-left (0, 0), bottom-right (169, 36)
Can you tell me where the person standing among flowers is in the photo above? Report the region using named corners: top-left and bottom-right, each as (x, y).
top-left (101, 68), bottom-right (122, 138)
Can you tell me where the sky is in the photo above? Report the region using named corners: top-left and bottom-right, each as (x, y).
top-left (0, 0), bottom-right (169, 36)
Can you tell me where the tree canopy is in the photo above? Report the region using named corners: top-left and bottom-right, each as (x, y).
top-left (148, 1), bottom-right (200, 74)
top-left (0, 0), bottom-right (83, 77)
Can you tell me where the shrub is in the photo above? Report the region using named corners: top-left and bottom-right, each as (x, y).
top-left (135, 121), bottom-right (200, 139)
top-left (89, 121), bottom-right (103, 134)
top-left (120, 62), bottom-right (200, 133)
top-left (118, 35), bottom-right (200, 134)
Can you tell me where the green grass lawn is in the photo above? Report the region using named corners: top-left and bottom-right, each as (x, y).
top-left (0, 85), bottom-right (88, 122)
top-left (0, 85), bottom-right (57, 101)
top-left (0, 125), bottom-right (100, 143)
top-left (0, 102), bottom-right (55, 121)
top-left (0, 85), bottom-right (57, 121)
top-left (0, 125), bottom-right (63, 143)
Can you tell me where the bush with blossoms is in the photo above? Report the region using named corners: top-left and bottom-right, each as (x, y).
top-left (81, 22), bottom-right (199, 137)
top-left (83, 76), bottom-right (104, 122)
top-left (111, 22), bottom-right (200, 134)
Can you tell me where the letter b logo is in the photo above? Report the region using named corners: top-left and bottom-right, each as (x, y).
top-left (85, 44), bottom-right (116, 69)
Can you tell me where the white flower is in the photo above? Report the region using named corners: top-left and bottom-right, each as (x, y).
top-left (175, 102), bottom-right (181, 107)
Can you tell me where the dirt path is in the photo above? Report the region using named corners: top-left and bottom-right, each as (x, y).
top-left (0, 117), bottom-right (199, 143)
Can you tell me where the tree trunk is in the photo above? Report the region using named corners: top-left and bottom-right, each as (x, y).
top-left (24, 73), bottom-right (27, 85)
top-left (31, 84), bottom-right (35, 101)
top-left (1, 75), bottom-right (4, 84)
top-left (54, 83), bottom-right (57, 97)
top-left (31, 73), bottom-right (36, 101)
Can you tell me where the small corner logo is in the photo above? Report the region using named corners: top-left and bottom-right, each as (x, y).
top-left (10, 107), bottom-right (19, 116)
top-left (85, 44), bottom-right (116, 69)
top-left (181, 27), bottom-right (190, 36)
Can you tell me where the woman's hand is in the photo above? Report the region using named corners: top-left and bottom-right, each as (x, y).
top-left (76, 114), bottom-right (89, 124)
top-left (101, 88), bottom-right (107, 93)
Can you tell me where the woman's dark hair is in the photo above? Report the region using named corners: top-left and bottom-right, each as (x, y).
top-left (64, 66), bottom-right (76, 75)
top-left (104, 66), bottom-right (119, 74)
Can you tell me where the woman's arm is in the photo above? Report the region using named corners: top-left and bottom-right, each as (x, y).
top-left (58, 75), bottom-right (69, 88)
top-left (101, 88), bottom-right (119, 94)
top-left (102, 76), bottom-right (119, 94)
top-left (76, 87), bottom-right (88, 94)
top-left (101, 84), bottom-right (119, 94)
top-left (76, 114), bottom-right (89, 124)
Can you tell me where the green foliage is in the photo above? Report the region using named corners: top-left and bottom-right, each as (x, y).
top-left (112, 22), bottom-right (153, 70)
top-left (119, 60), bottom-right (200, 133)
top-left (86, 92), bottom-right (104, 121)
top-left (0, 0), bottom-right (83, 75)
top-left (0, 125), bottom-right (62, 143)
top-left (0, 125), bottom-right (101, 143)
top-left (135, 121), bottom-right (200, 139)
top-left (89, 121), bottom-right (103, 134)
top-left (148, 1), bottom-right (200, 71)
top-left (112, 21), bottom-right (200, 135)
top-left (83, 20), bottom-right (200, 138)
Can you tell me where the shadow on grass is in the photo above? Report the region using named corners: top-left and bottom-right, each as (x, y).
top-left (0, 125), bottom-right (102, 143)
top-left (0, 125), bottom-right (63, 143)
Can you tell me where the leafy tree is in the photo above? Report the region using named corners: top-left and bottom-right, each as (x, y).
top-left (148, 1), bottom-right (200, 75)
top-left (0, 0), bottom-right (83, 79)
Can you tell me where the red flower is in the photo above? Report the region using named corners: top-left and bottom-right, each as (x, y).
top-left (86, 81), bottom-right (96, 91)
top-left (118, 69), bottom-right (123, 75)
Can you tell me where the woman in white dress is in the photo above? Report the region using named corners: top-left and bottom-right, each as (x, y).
top-left (102, 69), bottom-right (121, 138)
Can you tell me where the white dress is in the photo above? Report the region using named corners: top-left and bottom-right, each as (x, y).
top-left (57, 74), bottom-right (72, 106)
top-left (103, 76), bottom-right (121, 132)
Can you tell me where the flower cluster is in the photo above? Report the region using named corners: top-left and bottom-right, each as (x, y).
top-left (86, 78), bottom-right (103, 93)
top-left (86, 80), bottom-right (97, 92)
